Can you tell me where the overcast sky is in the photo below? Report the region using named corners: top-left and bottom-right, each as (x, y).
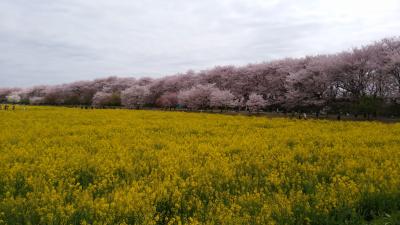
top-left (1, 0), bottom-right (400, 87)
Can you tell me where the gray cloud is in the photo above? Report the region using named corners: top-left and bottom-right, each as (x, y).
top-left (1, 0), bottom-right (400, 87)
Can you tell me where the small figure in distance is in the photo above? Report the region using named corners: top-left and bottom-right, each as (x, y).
top-left (303, 112), bottom-right (307, 120)
top-left (4, 104), bottom-right (8, 110)
top-left (12, 104), bottom-right (15, 110)
top-left (337, 112), bottom-right (341, 121)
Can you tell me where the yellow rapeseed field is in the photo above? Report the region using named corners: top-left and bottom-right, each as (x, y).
top-left (0, 106), bottom-right (399, 225)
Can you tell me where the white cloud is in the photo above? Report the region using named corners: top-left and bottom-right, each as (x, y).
top-left (1, 0), bottom-right (400, 87)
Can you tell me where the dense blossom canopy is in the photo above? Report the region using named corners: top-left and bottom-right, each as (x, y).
top-left (121, 85), bottom-right (150, 108)
top-left (246, 93), bottom-right (267, 112)
top-left (210, 89), bottom-right (235, 109)
top-left (2, 37), bottom-right (400, 115)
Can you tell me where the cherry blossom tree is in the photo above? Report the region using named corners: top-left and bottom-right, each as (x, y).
top-left (210, 89), bottom-right (235, 111)
top-left (42, 86), bottom-right (65, 105)
top-left (381, 38), bottom-right (400, 97)
top-left (330, 46), bottom-right (381, 100)
top-left (155, 92), bottom-right (178, 109)
top-left (101, 77), bottom-right (136, 93)
top-left (121, 85), bottom-right (150, 109)
top-left (177, 84), bottom-right (217, 110)
top-left (386, 53), bottom-right (400, 96)
top-left (284, 56), bottom-right (331, 113)
top-left (231, 97), bottom-right (246, 111)
top-left (246, 93), bottom-right (267, 112)
top-left (92, 92), bottom-right (121, 107)
top-left (2, 36), bottom-right (400, 116)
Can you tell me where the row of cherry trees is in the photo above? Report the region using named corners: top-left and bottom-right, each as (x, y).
top-left (1, 37), bottom-right (400, 115)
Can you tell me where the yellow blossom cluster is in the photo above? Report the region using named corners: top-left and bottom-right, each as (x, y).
top-left (0, 107), bottom-right (399, 224)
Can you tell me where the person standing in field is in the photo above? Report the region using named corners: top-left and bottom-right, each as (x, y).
top-left (12, 104), bottom-right (15, 110)
top-left (303, 113), bottom-right (307, 120)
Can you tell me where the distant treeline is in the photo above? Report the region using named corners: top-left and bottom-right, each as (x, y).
top-left (1, 37), bottom-right (400, 117)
